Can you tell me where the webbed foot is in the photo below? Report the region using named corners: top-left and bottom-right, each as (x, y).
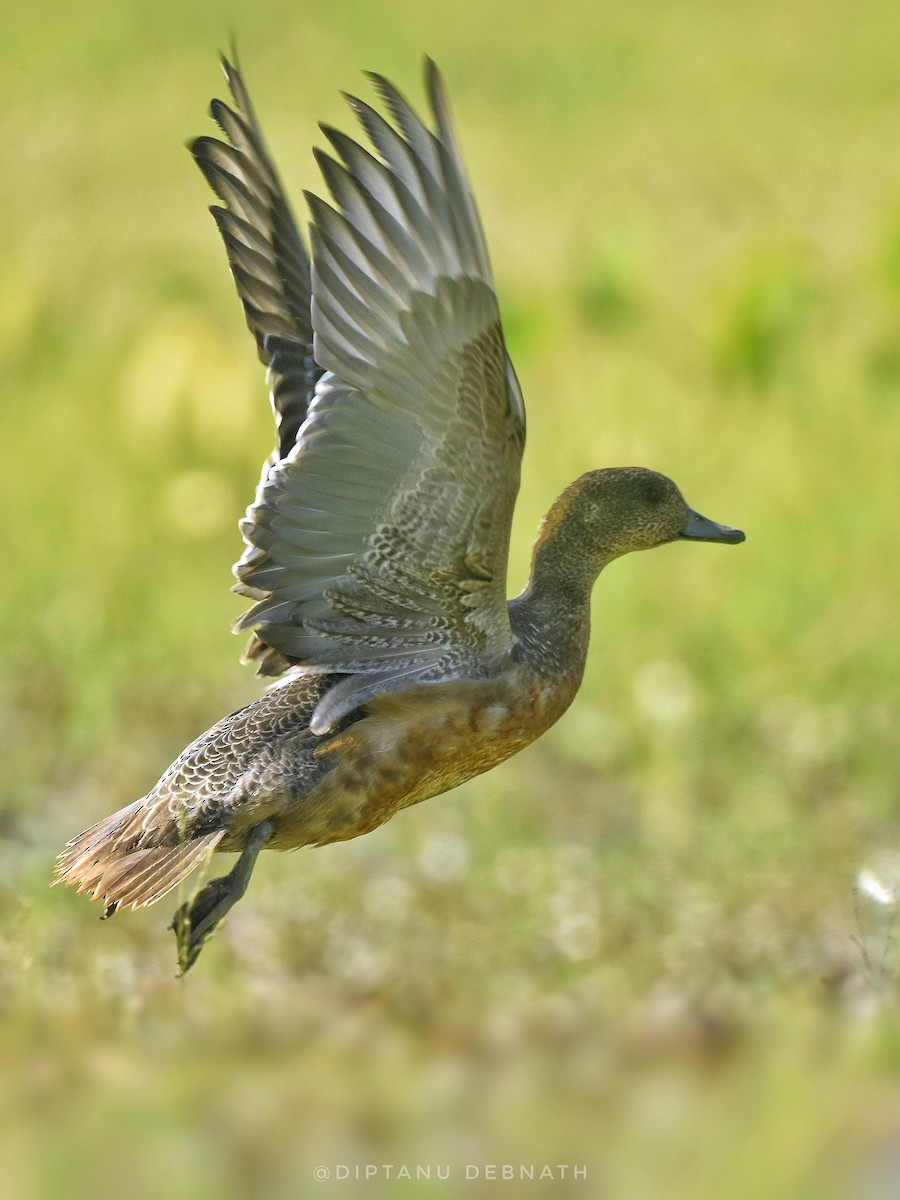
top-left (170, 819), bottom-right (274, 975)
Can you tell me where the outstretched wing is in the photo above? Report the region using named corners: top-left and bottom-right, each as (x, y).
top-left (200, 60), bottom-right (527, 733)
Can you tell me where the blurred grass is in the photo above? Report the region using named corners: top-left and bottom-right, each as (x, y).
top-left (4, 0), bottom-right (900, 1196)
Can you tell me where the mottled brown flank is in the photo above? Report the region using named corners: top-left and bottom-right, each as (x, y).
top-left (55, 674), bottom-right (335, 907)
top-left (55, 653), bottom-right (584, 912)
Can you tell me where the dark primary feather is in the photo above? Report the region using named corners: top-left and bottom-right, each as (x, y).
top-left (190, 56), bottom-right (318, 460)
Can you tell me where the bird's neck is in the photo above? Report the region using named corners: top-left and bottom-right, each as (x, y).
top-left (509, 537), bottom-right (603, 681)
top-left (507, 488), bottom-right (627, 678)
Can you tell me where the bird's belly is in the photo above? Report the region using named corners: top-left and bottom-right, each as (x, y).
top-left (267, 673), bottom-right (579, 849)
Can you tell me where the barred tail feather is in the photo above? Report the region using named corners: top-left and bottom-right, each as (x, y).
top-left (54, 801), bottom-right (225, 911)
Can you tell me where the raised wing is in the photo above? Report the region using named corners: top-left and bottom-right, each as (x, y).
top-left (202, 60), bottom-right (527, 733)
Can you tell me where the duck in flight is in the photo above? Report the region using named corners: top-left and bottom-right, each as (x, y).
top-left (56, 57), bottom-right (745, 973)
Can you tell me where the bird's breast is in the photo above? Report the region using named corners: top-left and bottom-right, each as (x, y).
top-left (271, 666), bottom-right (582, 848)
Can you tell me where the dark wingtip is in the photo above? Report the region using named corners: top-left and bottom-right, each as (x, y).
top-left (221, 30), bottom-right (242, 76)
top-left (423, 55), bottom-right (443, 97)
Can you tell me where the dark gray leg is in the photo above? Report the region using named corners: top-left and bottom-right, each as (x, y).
top-left (171, 819), bottom-right (275, 975)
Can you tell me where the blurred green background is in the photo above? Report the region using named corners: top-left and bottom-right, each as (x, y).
top-left (4, 0), bottom-right (900, 1195)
